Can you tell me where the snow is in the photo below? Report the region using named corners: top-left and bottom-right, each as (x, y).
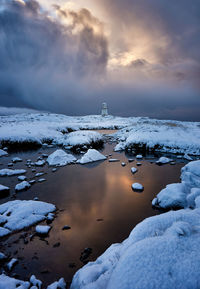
top-left (18, 175), bottom-right (27, 181)
top-left (132, 183), bottom-right (144, 191)
top-left (7, 258), bottom-right (18, 271)
top-left (30, 275), bottom-right (42, 289)
top-left (63, 131), bottom-right (103, 148)
top-left (77, 149), bottom-right (106, 164)
top-left (156, 156), bottom-right (172, 165)
top-left (35, 225), bottom-right (51, 235)
top-left (0, 274), bottom-right (65, 289)
top-left (71, 208), bottom-right (200, 289)
top-left (0, 184), bottom-right (10, 193)
top-left (0, 274), bottom-right (30, 289)
top-left (131, 167), bottom-right (137, 174)
top-left (0, 252), bottom-right (6, 260)
top-left (0, 149), bottom-right (8, 157)
top-left (153, 160), bottom-right (200, 209)
top-left (47, 278), bottom-right (66, 289)
top-left (0, 169), bottom-right (26, 177)
top-left (0, 111), bottom-right (199, 155)
top-left (15, 181), bottom-right (31, 191)
top-left (47, 149), bottom-right (76, 166)
top-left (35, 160), bottom-right (45, 166)
top-left (0, 200), bottom-right (55, 237)
top-left (184, 154), bottom-right (193, 161)
top-left (113, 118), bottom-right (200, 155)
top-left (12, 157), bottom-right (22, 163)
top-left (136, 154), bottom-right (143, 159)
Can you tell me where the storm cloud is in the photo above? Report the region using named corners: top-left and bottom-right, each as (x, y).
top-left (0, 0), bottom-right (200, 120)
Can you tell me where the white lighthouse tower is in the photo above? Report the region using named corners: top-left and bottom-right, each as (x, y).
top-left (101, 102), bottom-right (108, 117)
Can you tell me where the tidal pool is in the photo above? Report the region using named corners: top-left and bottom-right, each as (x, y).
top-left (0, 138), bottom-right (186, 287)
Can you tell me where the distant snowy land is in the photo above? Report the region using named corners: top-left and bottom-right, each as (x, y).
top-left (0, 108), bottom-right (200, 155)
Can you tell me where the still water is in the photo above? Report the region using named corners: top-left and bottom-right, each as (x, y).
top-left (0, 136), bottom-right (185, 287)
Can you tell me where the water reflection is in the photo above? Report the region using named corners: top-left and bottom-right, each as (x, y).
top-left (0, 143), bottom-right (184, 287)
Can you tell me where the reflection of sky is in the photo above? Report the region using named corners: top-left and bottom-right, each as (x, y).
top-left (0, 144), bottom-right (185, 286)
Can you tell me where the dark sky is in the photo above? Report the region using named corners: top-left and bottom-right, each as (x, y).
top-left (0, 0), bottom-right (200, 120)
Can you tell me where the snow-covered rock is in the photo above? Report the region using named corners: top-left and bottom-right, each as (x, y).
top-left (156, 157), bottom-right (172, 165)
top-left (152, 183), bottom-right (187, 209)
top-left (132, 183), bottom-right (144, 191)
top-left (0, 252), bottom-right (7, 260)
top-left (183, 154), bottom-right (193, 161)
top-left (47, 278), bottom-right (66, 289)
top-left (47, 149), bottom-right (76, 166)
top-left (15, 181), bottom-right (31, 191)
top-left (0, 149), bottom-right (8, 157)
top-left (12, 157), bottom-right (22, 163)
top-left (35, 160), bottom-right (45, 166)
top-left (35, 225), bottom-right (51, 235)
top-left (0, 169), bottom-right (26, 177)
top-left (77, 149), bottom-right (106, 164)
top-left (0, 184), bottom-right (10, 195)
top-left (108, 159), bottom-right (120, 162)
top-left (152, 160), bottom-right (200, 210)
top-left (181, 160), bottom-right (200, 188)
top-left (30, 275), bottom-right (42, 289)
top-left (0, 200), bottom-right (55, 237)
top-left (18, 175), bottom-right (27, 181)
top-left (131, 167), bottom-right (137, 174)
top-left (7, 258), bottom-right (18, 271)
top-left (0, 274), bottom-right (30, 288)
top-left (136, 154), bottom-right (143, 159)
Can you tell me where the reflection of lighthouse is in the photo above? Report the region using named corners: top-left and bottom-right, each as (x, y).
top-left (101, 102), bottom-right (108, 117)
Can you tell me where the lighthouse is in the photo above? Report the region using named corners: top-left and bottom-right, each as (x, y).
top-left (101, 102), bottom-right (108, 117)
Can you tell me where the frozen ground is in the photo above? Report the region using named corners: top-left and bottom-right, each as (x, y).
top-left (0, 110), bottom-right (199, 155)
top-left (71, 160), bottom-right (200, 289)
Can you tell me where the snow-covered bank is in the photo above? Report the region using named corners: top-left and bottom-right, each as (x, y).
top-left (152, 160), bottom-right (200, 209)
top-left (0, 113), bottom-right (128, 150)
top-left (114, 118), bottom-right (200, 155)
top-left (1, 111), bottom-right (199, 155)
top-left (0, 200), bottom-right (56, 237)
top-left (71, 160), bottom-right (200, 289)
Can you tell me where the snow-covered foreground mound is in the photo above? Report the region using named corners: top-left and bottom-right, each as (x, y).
top-left (0, 200), bottom-right (56, 237)
top-left (114, 118), bottom-right (200, 155)
top-left (152, 160), bottom-right (200, 209)
top-left (71, 160), bottom-right (200, 289)
top-left (77, 149), bottom-right (106, 164)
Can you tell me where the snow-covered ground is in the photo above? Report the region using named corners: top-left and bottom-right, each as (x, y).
top-left (71, 160), bottom-right (200, 289)
top-left (0, 110), bottom-right (199, 155)
top-left (0, 200), bottom-right (55, 237)
top-left (114, 118), bottom-right (200, 155)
